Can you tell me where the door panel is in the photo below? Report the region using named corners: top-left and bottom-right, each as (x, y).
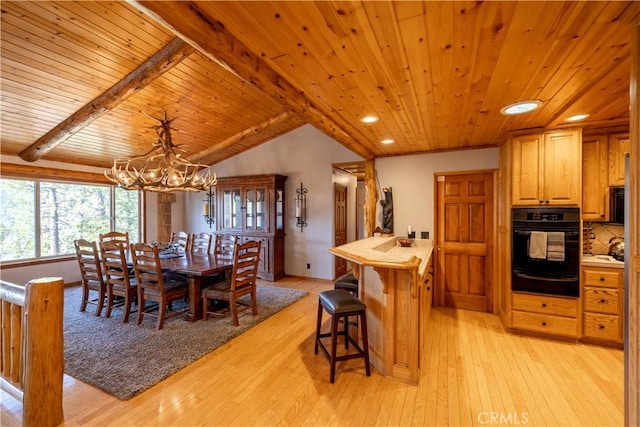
top-left (334, 184), bottom-right (347, 279)
top-left (436, 172), bottom-right (494, 312)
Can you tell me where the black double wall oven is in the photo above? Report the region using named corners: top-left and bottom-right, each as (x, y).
top-left (511, 207), bottom-right (581, 297)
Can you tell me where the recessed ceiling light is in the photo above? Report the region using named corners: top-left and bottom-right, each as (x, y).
top-left (566, 113), bottom-right (590, 122)
top-left (361, 115), bottom-right (379, 124)
top-left (381, 139), bottom-right (394, 144)
top-left (500, 100), bottom-right (542, 115)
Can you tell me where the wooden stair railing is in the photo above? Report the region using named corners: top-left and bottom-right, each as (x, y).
top-left (1, 277), bottom-right (64, 427)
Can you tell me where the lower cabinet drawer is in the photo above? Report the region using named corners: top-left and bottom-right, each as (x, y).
top-left (583, 313), bottom-right (620, 341)
top-left (512, 310), bottom-right (578, 337)
top-left (584, 287), bottom-right (619, 315)
top-left (512, 292), bottom-right (578, 317)
top-left (583, 269), bottom-right (620, 289)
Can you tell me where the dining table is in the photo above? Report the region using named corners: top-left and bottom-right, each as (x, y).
top-left (158, 252), bottom-right (234, 322)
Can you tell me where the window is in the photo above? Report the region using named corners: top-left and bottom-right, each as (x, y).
top-left (0, 179), bottom-right (36, 260)
top-left (0, 178), bottom-right (140, 261)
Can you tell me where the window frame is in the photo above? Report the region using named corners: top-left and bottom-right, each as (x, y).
top-left (1, 172), bottom-right (141, 266)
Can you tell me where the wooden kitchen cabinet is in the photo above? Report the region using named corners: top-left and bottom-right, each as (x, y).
top-left (510, 292), bottom-right (579, 338)
top-left (512, 129), bottom-right (581, 206)
top-left (608, 133), bottom-right (630, 186)
top-left (581, 265), bottom-right (623, 346)
top-left (582, 134), bottom-right (609, 221)
top-left (216, 174), bottom-right (286, 281)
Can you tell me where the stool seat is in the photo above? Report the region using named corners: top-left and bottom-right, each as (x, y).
top-left (333, 273), bottom-right (359, 295)
top-left (315, 288), bottom-right (370, 383)
top-left (319, 289), bottom-right (365, 314)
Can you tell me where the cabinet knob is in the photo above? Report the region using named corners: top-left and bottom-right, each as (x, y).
top-left (541, 322), bottom-right (547, 326)
top-left (541, 303), bottom-right (547, 308)
top-left (545, 200), bottom-right (549, 204)
top-left (600, 277), bottom-right (605, 281)
top-left (599, 325), bottom-right (605, 330)
top-left (426, 286), bottom-right (431, 291)
top-left (599, 299), bottom-right (607, 304)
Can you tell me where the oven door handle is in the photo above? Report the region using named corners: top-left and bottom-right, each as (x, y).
top-left (514, 230), bottom-right (580, 236)
top-left (514, 272), bottom-right (578, 282)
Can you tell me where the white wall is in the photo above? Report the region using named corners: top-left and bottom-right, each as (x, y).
top-left (374, 148), bottom-right (499, 238)
top-left (183, 125), bottom-right (362, 280)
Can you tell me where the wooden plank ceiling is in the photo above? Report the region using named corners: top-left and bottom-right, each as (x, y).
top-left (1, 1), bottom-right (639, 170)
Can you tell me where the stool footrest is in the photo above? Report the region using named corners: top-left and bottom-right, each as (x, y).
top-left (316, 336), bottom-right (366, 363)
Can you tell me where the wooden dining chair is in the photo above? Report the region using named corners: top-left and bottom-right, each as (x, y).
top-left (99, 230), bottom-right (133, 275)
top-left (99, 231), bottom-right (130, 254)
top-left (74, 239), bottom-right (107, 316)
top-left (213, 234), bottom-right (237, 259)
top-left (100, 241), bottom-right (137, 323)
top-left (130, 242), bottom-right (189, 330)
top-left (170, 231), bottom-right (190, 252)
top-left (190, 232), bottom-right (212, 254)
top-left (202, 240), bottom-right (261, 326)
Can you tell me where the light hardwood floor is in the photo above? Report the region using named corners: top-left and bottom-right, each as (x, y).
top-left (1, 276), bottom-right (624, 426)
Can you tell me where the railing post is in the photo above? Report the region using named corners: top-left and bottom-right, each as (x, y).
top-left (22, 277), bottom-right (64, 427)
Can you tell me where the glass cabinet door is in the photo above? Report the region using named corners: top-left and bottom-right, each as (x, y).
top-left (276, 189), bottom-right (283, 230)
top-left (245, 187), bottom-right (267, 231)
top-left (222, 188), bottom-right (242, 230)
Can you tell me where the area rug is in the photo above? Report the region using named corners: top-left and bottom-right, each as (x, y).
top-left (63, 285), bottom-right (307, 400)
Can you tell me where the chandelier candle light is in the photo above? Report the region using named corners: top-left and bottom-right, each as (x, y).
top-left (105, 112), bottom-right (216, 192)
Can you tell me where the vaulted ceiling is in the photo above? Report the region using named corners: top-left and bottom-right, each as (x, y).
top-left (1, 1), bottom-right (639, 170)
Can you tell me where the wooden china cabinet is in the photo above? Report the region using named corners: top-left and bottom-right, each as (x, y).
top-left (215, 174), bottom-right (286, 281)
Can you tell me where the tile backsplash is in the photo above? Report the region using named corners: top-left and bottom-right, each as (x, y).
top-left (583, 222), bottom-right (624, 255)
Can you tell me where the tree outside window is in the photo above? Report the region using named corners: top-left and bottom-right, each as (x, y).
top-left (0, 178), bottom-right (140, 261)
top-left (0, 179), bottom-right (36, 260)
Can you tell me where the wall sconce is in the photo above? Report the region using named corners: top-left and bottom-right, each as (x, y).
top-left (203, 188), bottom-right (215, 228)
top-left (295, 182), bottom-right (307, 231)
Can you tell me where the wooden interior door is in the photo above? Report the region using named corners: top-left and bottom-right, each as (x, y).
top-left (435, 171), bottom-right (494, 312)
top-left (334, 183), bottom-right (347, 279)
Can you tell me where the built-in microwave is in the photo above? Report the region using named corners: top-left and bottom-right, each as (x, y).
top-left (610, 186), bottom-right (625, 224)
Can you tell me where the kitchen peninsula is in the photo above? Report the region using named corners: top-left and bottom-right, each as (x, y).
top-left (330, 237), bottom-right (434, 385)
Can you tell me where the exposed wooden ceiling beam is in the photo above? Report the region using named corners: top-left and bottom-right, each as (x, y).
top-left (18, 37), bottom-right (194, 162)
top-left (129, 1), bottom-right (375, 160)
top-left (1, 162), bottom-right (110, 185)
top-left (189, 111), bottom-right (295, 164)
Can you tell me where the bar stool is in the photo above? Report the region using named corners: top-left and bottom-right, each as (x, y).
top-left (333, 272), bottom-right (360, 329)
top-left (333, 272), bottom-right (359, 297)
top-left (314, 289), bottom-right (370, 383)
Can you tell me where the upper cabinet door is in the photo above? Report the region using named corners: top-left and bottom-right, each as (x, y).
top-left (582, 134), bottom-right (609, 221)
top-left (245, 186), bottom-right (268, 232)
top-left (608, 133), bottom-right (630, 187)
top-left (275, 189), bottom-right (284, 231)
top-left (543, 129), bottom-right (581, 206)
top-left (220, 188), bottom-right (243, 231)
top-left (511, 129), bottom-right (581, 206)
top-left (512, 133), bottom-right (543, 206)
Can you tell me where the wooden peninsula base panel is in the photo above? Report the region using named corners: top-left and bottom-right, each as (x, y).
top-left (330, 237), bottom-right (433, 385)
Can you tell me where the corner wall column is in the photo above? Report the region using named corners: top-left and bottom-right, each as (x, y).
top-left (364, 159), bottom-right (377, 236)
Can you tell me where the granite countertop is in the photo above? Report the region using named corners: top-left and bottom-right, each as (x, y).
top-left (330, 236), bottom-right (434, 276)
top-left (582, 254), bottom-right (624, 269)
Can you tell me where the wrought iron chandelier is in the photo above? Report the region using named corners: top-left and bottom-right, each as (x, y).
top-left (105, 112), bottom-right (216, 192)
